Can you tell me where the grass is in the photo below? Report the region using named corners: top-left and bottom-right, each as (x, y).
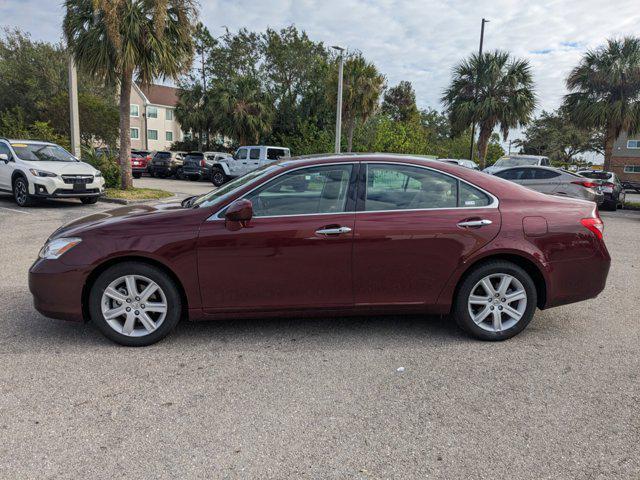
top-left (104, 187), bottom-right (173, 201)
top-left (623, 201), bottom-right (640, 210)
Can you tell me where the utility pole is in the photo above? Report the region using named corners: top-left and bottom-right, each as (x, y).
top-left (332, 46), bottom-right (345, 154)
top-left (469, 18), bottom-right (489, 161)
top-left (68, 56), bottom-right (81, 158)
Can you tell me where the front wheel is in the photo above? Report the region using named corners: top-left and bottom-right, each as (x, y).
top-left (453, 261), bottom-right (537, 341)
top-left (211, 168), bottom-right (227, 187)
top-left (13, 176), bottom-right (35, 207)
top-left (88, 262), bottom-right (182, 346)
top-left (81, 197), bottom-right (99, 205)
top-left (133, 172), bottom-right (142, 179)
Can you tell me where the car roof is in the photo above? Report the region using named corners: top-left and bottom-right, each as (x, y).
top-left (239, 145), bottom-right (290, 149)
top-left (494, 165), bottom-right (561, 172)
top-left (6, 139), bottom-right (57, 146)
top-left (500, 154), bottom-right (548, 160)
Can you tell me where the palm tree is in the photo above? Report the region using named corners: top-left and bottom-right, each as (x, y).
top-left (442, 50), bottom-right (536, 168)
top-left (63, 0), bottom-right (196, 189)
top-left (564, 37), bottom-right (640, 171)
top-left (340, 53), bottom-right (385, 152)
top-left (212, 76), bottom-right (272, 145)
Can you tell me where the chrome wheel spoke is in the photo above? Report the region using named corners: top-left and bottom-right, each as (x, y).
top-left (122, 315), bottom-right (136, 335)
top-left (104, 287), bottom-right (127, 303)
top-left (139, 282), bottom-right (159, 302)
top-left (480, 278), bottom-right (496, 296)
top-left (505, 290), bottom-right (526, 303)
top-left (502, 304), bottom-right (523, 321)
top-left (138, 311), bottom-right (157, 332)
top-left (496, 275), bottom-right (512, 296)
top-left (124, 275), bottom-right (138, 298)
top-left (144, 303), bottom-right (166, 314)
top-left (103, 305), bottom-right (126, 320)
top-left (472, 306), bottom-right (492, 324)
top-left (469, 295), bottom-right (490, 305)
top-left (492, 310), bottom-right (503, 331)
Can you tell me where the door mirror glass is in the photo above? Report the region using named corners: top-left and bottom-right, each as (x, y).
top-left (225, 198), bottom-right (253, 224)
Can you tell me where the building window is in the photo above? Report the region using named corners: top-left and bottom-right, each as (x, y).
top-left (623, 165), bottom-right (640, 173)
top-left (165, 131), bottom-right (173, 141)
top-left (130, 104), bottom-right (139, 117)
top-left (148, 129), bottom-right (158, 140)
top-left (166, 109), bottom-right (173, 121)
top-left (130, 128), bottom-right (139, 139)
top-left (627, 140), bottom-right (640, 149)
top-left (147, 106), bottom-right (158, 118)
top-left (183, 131), bottom-right (191, 140)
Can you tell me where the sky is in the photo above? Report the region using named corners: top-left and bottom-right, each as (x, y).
top-left (2, 0), bottom-right (640, 153)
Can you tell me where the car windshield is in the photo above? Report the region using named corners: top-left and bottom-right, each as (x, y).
top-left (191, 164), bottom-right (282, 208)
top-left (12, 143), bottom-right (77, 162)
top-left (579, 171), bottom-right (610, 180)
top-left (494, 157), bottom-right (539, 167)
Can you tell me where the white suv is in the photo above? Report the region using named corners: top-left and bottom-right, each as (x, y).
top-left (0, 139), bottom-right (105, 207)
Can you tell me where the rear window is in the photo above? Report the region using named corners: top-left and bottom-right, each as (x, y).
top-left (267, 148), bottom-right (288, 160)
top-left (494, 157), bottom-right (540, 168)
top-left (186, 152), bottom-right (204, 160)
top-left (155, 152), bottom-right (171, 159)
top-left (579, 172), bottom-right (610, 180)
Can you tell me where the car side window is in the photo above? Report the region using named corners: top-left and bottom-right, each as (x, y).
top-left (365, 164), bottom-right (457, 211)
top-left (236, 149), bottom-right (247, 160)
top-left (495, 169), bottom-right (518, 180)
top-left (246, 164), bottom-right (353, 217)
top-left (0, 142), bottom-right (12, 160)
top-left (532, 169), bottom-right (560, 180)
top-left (249, 148), bottom-right (260, 160)
top-left (458, 182), bottom-right (490, 207)
top-left (267, 148), bottom-right (286, 160)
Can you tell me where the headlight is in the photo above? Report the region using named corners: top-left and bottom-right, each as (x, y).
top-left (38, 237), bottom-right (82, 260)
top-left (94, 171), bottom-right (103, 178)
top-left (29, 169), bottom-right (57, 178)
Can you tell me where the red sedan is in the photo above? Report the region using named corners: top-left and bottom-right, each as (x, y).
top-left (29, 155), bottom-right (610, 346)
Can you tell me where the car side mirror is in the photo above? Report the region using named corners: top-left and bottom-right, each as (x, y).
top-left (0, 153), bottom-right (8, 163)
top-left (225, 199), bottom-right (253, 230)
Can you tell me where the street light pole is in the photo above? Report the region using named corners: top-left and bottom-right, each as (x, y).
top-left (68, 55), bottom-right (81, 159)
top-left (469, 18), bottom-right (488, 161)
top-left (332, 45), bottom-right (345, 154)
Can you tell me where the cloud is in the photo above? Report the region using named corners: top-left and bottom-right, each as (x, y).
top-left (2, 0), bottom-right (640, 151)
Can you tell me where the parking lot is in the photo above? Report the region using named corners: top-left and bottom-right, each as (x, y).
top-left (0, 190), bottom-right (638, 479)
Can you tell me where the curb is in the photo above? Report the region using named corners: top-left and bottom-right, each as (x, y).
top-left (98, 195), bottom-right (179, 206)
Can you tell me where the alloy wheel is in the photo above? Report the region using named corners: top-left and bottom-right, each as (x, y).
top-left (14, 179), bottom-right (27, 205)
top-left (467, 273), bottom-right (527, 332)
top-left (101, 274), bottom-right (168, 337)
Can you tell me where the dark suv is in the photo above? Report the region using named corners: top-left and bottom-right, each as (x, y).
top-left (182, 151), bottom-right (231, 181)
top-left (149, 151), bottom-right (184, 178)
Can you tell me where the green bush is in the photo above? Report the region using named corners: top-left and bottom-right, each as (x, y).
top-left (82, 146), bottom-right (121, 188)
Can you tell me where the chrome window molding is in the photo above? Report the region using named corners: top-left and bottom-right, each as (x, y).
top-left (207, 160), bottom-right (499, 221)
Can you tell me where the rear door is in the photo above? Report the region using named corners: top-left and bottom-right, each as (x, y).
top-left (247, 147), bottom-right (261, 172)
top-left (352, 162), bottom-right (501, 306)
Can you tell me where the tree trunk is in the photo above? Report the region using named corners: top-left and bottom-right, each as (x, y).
top-left (118, 71), bottom-right (134, 190)
top-left (346, 118), bottom-right (355, 153)
top-left (603, 123), bottom-right (617, 171)
top-left (476, 123), bottom-right (493, 169)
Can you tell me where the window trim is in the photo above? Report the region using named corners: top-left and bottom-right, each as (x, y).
top-left (208, 161), bottom-right (498, 221)
top-left (130, 104), bottom-right (139, 117)
top-left (147, 129), bottom-right (158, 141)
top-left (357, 161), bottom-right (498, 213)
top-left (130, 127), bottom-right (140, 139)
top-left (626, 140), bottom-right (640, 149)
top-left (165, 108), bottom-right (173, 121)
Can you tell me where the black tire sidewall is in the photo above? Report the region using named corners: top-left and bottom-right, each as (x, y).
top-left (454, 261), bottom-right (537, 341)
top-left (211, 169), bottom-right (226, 186)
top-left (88, 262), bottom-right (182, 346)
top-left (14, 177), bottom-right (32, 207)
top-left (81, 197), bottom-right (98, 204)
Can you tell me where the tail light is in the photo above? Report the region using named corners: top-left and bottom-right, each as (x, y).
top-left (200, 159), bottom-right (206, 167)
top-left (603, 182), bottom-right (615, 188)
top-left (572, 180), bottom-right (599, 189)
top-left (581, 217), bottom-right (604, 239)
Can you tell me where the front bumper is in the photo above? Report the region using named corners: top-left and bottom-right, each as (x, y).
top-left (30, 176), bottom-right (105, 198)
top-left (29, 258), bottom-right (88, 322)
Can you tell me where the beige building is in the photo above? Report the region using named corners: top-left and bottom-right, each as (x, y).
top-left (129, 83), bottom-right (184, 151)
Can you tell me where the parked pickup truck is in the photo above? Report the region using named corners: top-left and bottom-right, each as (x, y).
top-left (209, 146), bottom-right (291, 186)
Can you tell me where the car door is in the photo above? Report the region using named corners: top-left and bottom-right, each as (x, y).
top-left (0, 141), bottom-right (14, 191)
top-left (196, 163), bottom-right (358, 313)
top-left (246, 147), bottom-right (261, 173)
top-left (228, 148), bottom-right (248, 176)
top-left (352, 162), bottom-right (501, 306)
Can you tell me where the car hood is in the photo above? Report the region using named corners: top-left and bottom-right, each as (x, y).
top-left (22, 160), bottom-right (99, 175)
top-left (49, 202), bottom-right (184, 240)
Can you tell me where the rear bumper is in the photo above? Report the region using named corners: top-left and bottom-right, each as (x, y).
top-left (29, 258), bottom-right (88, 322)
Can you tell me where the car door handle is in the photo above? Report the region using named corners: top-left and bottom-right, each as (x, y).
top-left (457, 219), bottom-right (492, 228)
top-left (315, 226), bottom-right (352, 235)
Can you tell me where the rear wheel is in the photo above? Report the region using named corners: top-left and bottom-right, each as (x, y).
top-left (133, 172), bottom-right (142, 179)
top-left (211, 167), bottom-right (227, 187)
top-left (453, 261), bottom-right (537, 341)
top-left (187, 175), bottom-right (199, 181)
top-left (13, 176), bottom-right (35, 207)
top-left (89, 262), bottom-right (182, 346)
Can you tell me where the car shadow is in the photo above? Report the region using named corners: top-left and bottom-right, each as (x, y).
top-left (0, 193), bottom-right (87, 209)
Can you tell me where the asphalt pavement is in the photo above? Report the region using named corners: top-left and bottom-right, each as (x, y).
top-left (0, 188), bottom-right (638, 479)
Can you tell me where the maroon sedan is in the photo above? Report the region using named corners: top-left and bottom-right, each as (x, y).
top-left (29, 155), bottom-right (610, 346)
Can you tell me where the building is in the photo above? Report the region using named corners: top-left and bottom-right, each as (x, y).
top-left (611, 132), bottom-right (640, 182)
top-left (129, 83), bottom-right (184, 151)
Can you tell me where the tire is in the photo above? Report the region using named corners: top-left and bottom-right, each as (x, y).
top-left (88, 262), bottom-right (182, 347)
top-left (133, 172), bottom-right (142, 179)
top-left (211, 168), bottom-right (227, 187)
top-left (187, 175), bottom-right (199, 181)
top-left (174, 168), bottom-right (184, 180)
top-left (13, 176), bottom-right (35, 207)
top-left (453, 260), bottom-right (537, 341)
top-left (81, 197), bottom-right (99, 205)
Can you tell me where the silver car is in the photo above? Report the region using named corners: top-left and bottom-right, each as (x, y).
top-left (492, 166), bottom-right (604, 204)
top-left (484, 155), bottom-right (551, 174)
top-left (438, 158), bottom-right (479, 169)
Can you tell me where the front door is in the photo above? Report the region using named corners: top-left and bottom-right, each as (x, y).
top-left (0, 142), bottom-right (13, 191)
top-left (197, 163), bottom-right (358, 312)
top-left (353, 163), bottom-right (502, 306)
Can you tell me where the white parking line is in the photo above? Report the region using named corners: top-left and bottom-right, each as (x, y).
top-left (0, 206), bottom-right (33, 214)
